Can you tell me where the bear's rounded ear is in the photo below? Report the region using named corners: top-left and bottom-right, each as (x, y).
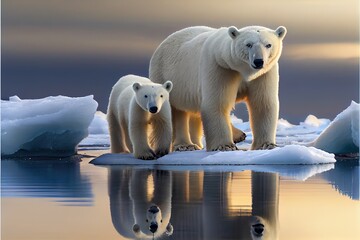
top-left (163, 81), bottom-right (173, 92)
top-left (275, 26), bottom-right (287, 39)
top-left (133, 224), bottom-right (141, 234)
top-left (165, 222), bottom-right (174, 236)
top-left (132, 82), bottom-right (142, 92)
top-left (228, 26), bottom-right (239, 39)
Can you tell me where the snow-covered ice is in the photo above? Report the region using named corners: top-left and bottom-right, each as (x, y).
top-left (90, 145), bottom-right (335, 165)
top-left (90, 149), bottom-right (335, 180)
top-left (1, 95), bottom-right (98, 156)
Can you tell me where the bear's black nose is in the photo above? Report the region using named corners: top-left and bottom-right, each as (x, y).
top-left (149, 106), bottom-right (158, 114)
top-left (149, 223), bottom-right (158, 233)
top-left (253, 59), bottom-right (264, 69)
top-left (252, 223), bottom-right (264, 235)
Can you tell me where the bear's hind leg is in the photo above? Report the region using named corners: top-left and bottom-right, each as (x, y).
top-left (189, 115), bottom-right (204, 149)
top-left (231, 124), bottom-right (246, 144)
top-left (172, 108), bottom-right (201, 151)
top-left (107, 112), bottom-right (130, 153)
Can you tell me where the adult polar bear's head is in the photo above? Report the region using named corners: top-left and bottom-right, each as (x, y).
top-left (227, 26), bottom-right (287, 81)
top-left (132, 81), bottom-right (173, 114)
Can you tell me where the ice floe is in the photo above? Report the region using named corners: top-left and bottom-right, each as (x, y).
top-left (1, 95), bottom-right (98, 157)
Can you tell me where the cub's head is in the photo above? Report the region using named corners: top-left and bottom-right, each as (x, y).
top-left (132, 205), bottom-right (173, 238)
top-left (132, 81), bottom-right (173, 114)
top-left (228, 25), bottom-right (287, 80)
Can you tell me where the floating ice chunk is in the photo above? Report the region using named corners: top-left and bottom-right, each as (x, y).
top-left (1, 95), bottom-right (98, 157)
top-left (88, 111), bottom-right (109, 135)
top-left (311, 101), bottom-right (359, 154)
top-left (302, 114), bottom-right (331, 128)
top-left (79, 111), bottom-right (110, 148)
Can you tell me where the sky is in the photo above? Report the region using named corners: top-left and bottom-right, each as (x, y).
top-left (2, 0), bottom-right (359, 123)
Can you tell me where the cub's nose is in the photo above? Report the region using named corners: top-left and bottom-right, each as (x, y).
top-left (149, 106), bottom-right (158, 114)
top-left (253, 59), bottom-right (264, 69)
top-left (149, 223), bottom-right (158, 233)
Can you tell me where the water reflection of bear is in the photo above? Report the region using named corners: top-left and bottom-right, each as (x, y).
top-left (202, 172), bottom-right (279, 240)
top-left (109, 168), bottom-right (278, 239)
top-left (109, 168), bottom-right (173, 239)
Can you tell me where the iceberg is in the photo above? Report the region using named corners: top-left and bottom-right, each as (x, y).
top-left (1, 95), bottom-right (98, 157)
top-left (310, 101), bottom-right (359, 154)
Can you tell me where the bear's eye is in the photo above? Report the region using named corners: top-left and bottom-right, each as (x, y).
top-left (144, 95), bottom-right (148, 98)
top-left (160, 95), bottom-right (163, 98)
top-left (265, 44), bottom-right (272, 48)
top-left (246, 43), bottom-right (253, 48)
top-left (146, 219), bottom-right (148, 222)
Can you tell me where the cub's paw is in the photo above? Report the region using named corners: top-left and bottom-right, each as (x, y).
top-left (259, 143), bottom-right (277, 150)
top-left (173, 144), bottom-right (201, 152)
top-left (233, 131), bottom-right (246, 143)
top-left (211, 143), bottom-right (238, 151)
top-left (134, 149), bottom-right (156, 160)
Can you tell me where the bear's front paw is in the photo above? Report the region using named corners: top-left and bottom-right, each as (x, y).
top-left (211, 143), bottom-right (238, 151)
top-left (155, 149), bottom-right (170, 158)
top-left (233, 131), bottom-right (246, 143)
top-left (259, 142), bottom-right (277, 150)
top-left (134, 149), bottom-right (157, 160)
top-left (173, 144), bottom-right (201, 151)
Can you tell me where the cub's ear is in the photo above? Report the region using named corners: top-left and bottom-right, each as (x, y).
top-left (165, 223), bottom-right (174, 236)
top-left (163, 81), bottom-right (173, 92)
top-left (133, 224), bottom-right (141, 234)
top-left (275, 26), bottom-right (287, 39)
top-left (228, 26), bottom-right (240, 39)
top-left (132, 82), bottom-right (142, 92)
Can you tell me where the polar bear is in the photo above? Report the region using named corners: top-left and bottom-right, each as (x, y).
top-left (149, 25), bottom-right (287, 151)
top-left (107, 74), bottom-right (173, 159)
top-left (109, 168), bottom-right (173, 239)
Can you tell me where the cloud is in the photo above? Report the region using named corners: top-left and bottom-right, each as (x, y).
top-left (284, 43), bottom-right (360, 60)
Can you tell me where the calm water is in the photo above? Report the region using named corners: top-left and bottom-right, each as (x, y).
top-left (1, 152), bottom-right (359, 240)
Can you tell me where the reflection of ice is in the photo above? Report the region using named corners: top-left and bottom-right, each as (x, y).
top-left (1, 157), bottom-right (93, 205)
top-left (320, 160), bottom-right (360, 200)
top-left (1, 95), bottom-right (98, 157)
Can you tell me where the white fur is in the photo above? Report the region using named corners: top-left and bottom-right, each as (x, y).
top-left (149, 26), bottom-right (286, 150)
top-left (107, 74), bottom-right (173, 159)
top-left (130, 171), bottom-right (173, 238)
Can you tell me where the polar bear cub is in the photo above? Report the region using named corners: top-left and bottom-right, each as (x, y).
top-left (107, 74), bottom-right (173, 160)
